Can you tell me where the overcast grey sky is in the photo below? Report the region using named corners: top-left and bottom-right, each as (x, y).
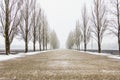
top-left (0, 0), bottom-right (118, 50)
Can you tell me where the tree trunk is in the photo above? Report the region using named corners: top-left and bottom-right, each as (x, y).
top-left (39, 32), bottom-right (41, 51)
top-left (33, 27), bottom-right (36, 51)
top-left (118, 37), bottom-right (120, 55)
top-left (46, 37), bottom-right (47, 50)
top-left (5, 36), bottom-right (10, 55)
top-left (33, 40), bottom-right (36, 51)
top-left (33, 8), bottom-right (36, 52)
top-left (98, 35), bottom-right (101, 53)
top-left (84, 42), bottom-right (87, 51)
top-left (117, 2), bottom-right (120, 55)
top-left (84, 31), bottom-right (87, 51)
top-left (43, 39), bottom-right (45, 51)
top-left (98, 22), bottom-right (101, 53)
top-left (46, 43), bottom-right (47, 50)
top-left (43, 25), bottom-right (45, 51)
top-left (79, 44), bottom-right (80, 51)
top-left (39, 41), bottom-right (41, 51)
top-left (39, 23), bottom-right (41, 51)
top-left (118, 25), bottom-right (120, 55)
top-left (25, 20), bottom-right (28, 53)
top-left (97, 2), bottom-right (101, 53)
top-left (84, 26), bottom-right (87, 51)
top-left (5, 0), bottom-right (10, 55)
top-left (43, 35), bottom-right (45, 51)
top-left (25, 38), bottom-right (28, 53)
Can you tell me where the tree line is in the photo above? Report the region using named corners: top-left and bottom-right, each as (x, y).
top-left (0, 0), bottom-right (59, 55)
top-left (66, 0), bottom-right (120, 55)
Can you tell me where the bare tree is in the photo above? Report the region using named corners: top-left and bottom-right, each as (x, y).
top-left (109, 0), bottom-right (120, 55)
top-left (91, 0), bottom-right (108, 53)
top-left (45, 25), bottom-right (49, 50)
top-left (0, 0), bottom-right (22, 55)
top-left (82, 4), bottom-right (91, 51)
top-left (41, 14), bottom-right (45, 50)
top-left (32, 0), bottom-right (36, 51)
top-left (75, 20), bottom-right (83, 50)
top-left (37, 9), bottom-right (42, 51)
top-left (41, 14), bottom-right (49, 50)
top-left (31, 0), bottom-right (41, 51)
top-left (19, 0), bottom-right (34, 53)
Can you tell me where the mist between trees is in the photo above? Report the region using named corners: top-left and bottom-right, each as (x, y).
top-left (0, 0), bottom-right (60, 55)
top-left (66, 0), bottom-right (120, 55)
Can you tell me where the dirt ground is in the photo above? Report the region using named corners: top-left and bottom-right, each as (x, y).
top-left (0, 50), bottom-right (120, 80)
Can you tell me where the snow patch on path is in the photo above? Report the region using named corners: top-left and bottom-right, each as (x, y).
top-left (80, 51), bottom-right (120, 60)
top-left (49, 61), bottom-right (70, 67)
top-left (102, 70), bottom-right (120, 73)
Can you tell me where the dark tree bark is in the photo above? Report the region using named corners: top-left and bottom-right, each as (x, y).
top-left (25, 18), bottom-right (28, 53)
top-left (116, 0), bottom-right (120, 55)
top-left (24, 6), bottom-right (29, 53)
top-left (5, 0), bottom-right (10, 55)
top-left (96, 1), bottom-right (101, 53)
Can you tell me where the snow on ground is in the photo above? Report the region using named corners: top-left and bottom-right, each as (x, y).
top-left (0, 53), bottom-right (24, 61)
top-left (0, 51), bottom-right (49, 62)
top-left (80, 51), bottom-right (120, 60)
top-left (1, 50), bottom-right (120, 62)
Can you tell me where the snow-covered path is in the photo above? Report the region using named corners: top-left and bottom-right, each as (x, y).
top-left (0, 50), bottom-right (119, 62)
top-left (0, 51), bottom-right (48, 62)
top-left (0, 50), bottom-right (120, 80)
top-left (79, 51), bottom-right (120, 60)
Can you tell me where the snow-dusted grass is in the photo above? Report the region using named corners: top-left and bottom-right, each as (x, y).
top-left (0, 51), bottom-right (48, 62)
top-left (80, 51), bottom-right (120, 60)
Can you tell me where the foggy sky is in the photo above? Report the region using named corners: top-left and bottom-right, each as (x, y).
top-left (37, 0), bottom-right (117, 50)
